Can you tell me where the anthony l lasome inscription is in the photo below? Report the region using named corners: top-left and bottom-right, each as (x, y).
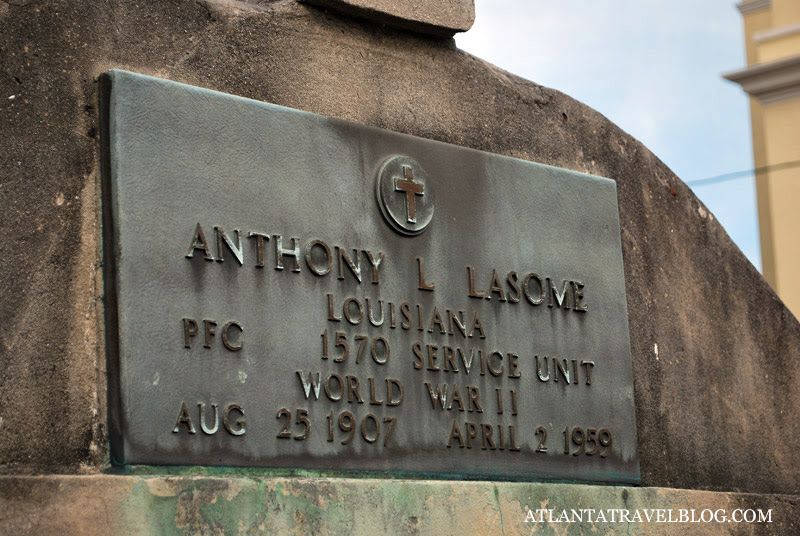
top-left (100, 70), bottom-right (640, 483)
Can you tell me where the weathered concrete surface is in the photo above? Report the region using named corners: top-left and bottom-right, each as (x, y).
top-left (1, 0), bottom-right (799, 498)
top-left (1, 475), bottom-right (797, 535)
top-left (299, 0), bottom-right (475, 36)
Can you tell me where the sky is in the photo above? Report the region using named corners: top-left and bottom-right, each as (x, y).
top-left (455, 0), bottom-right (761, 271)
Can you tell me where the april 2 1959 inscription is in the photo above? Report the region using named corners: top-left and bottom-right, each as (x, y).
top-left (101, 70), bottom-right (640, 483)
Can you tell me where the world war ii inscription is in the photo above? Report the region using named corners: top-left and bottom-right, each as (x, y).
top-left (101, 70), bottom-right (640, 483)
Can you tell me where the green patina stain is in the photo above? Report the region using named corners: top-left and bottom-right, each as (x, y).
top-left (127, 477), bottom-right (362, 534)
top-left (115, 464), bottom-right (415, 479)
top-left (122, 478), bottom-right (277, 534)
top-left (271, 481), bottom-right (334, 531)
top-left (381, 479), bottom-right (451, 519)
top-left (125, 480), bottom-right (183, 536)
top-left (110, 475), bottom-right (740, 536)
top-left (114, 463), bottom-right (655, 536)
top-left (121, 475), bottom-right (462, 534)
top-left (191, 480), bottom-right (269, 534)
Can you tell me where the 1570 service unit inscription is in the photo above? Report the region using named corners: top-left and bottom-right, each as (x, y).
top-left (101, 70), bottom-right (640, 483)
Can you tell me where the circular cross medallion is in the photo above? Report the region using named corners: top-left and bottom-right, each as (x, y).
top-left (376, 155), bottom-right (434, 236)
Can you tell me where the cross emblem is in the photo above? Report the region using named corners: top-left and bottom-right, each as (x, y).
top-left (376, 155), bottom-right (434, 235)
top-left (394, 165), bottom-right (425, 223)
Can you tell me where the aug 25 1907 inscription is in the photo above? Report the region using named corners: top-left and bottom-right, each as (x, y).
top-left (100, 70), bottom-right (640, 483)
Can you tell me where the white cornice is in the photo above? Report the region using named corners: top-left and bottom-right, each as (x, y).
top-left (754, 22), bottom-right (800, 43)
top-left (737, 0), bottom-right (770, 15)
top-left (723, 55), bottom-right (800, 104)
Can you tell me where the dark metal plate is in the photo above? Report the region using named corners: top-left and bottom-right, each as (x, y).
top-left (101, 70), bottom-right (640, 483)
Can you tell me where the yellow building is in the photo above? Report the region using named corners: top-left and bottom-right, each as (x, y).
top-left (724, 0), bottom-right (800, 316)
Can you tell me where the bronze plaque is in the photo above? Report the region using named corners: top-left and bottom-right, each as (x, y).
top-left (101, 70), bottom-right (640, 483)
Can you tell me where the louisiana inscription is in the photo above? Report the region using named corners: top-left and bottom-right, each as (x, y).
top-left (101, 70), bottom-right (640, 483)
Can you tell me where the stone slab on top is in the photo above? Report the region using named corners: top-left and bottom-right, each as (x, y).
top-left (299, 0), bottom-right (475, 36)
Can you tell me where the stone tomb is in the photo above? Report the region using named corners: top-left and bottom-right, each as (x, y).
top-left (102, 70), bottom-right (638, 483)
top-left (4, 0), bottom-right (800, 532)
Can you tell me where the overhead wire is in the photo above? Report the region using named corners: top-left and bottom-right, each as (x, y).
top-left (686, 159), bottom-right (800, 187)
